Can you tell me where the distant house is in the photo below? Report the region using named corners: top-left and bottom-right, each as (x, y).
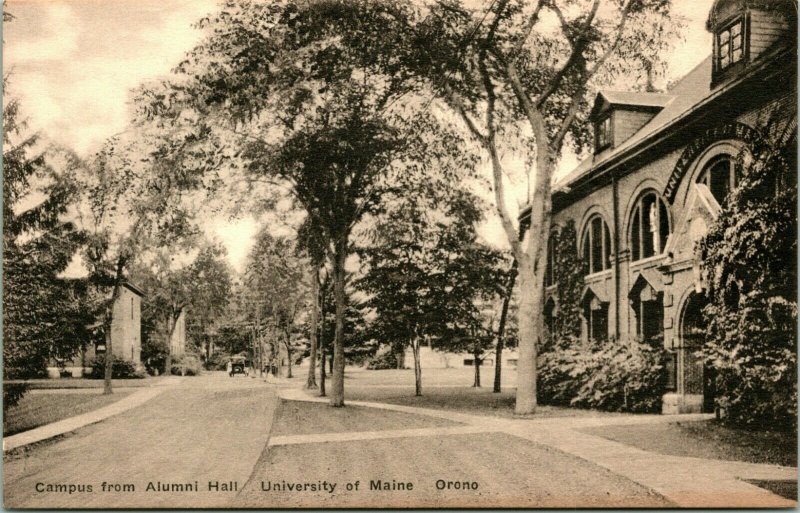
top-left (48, 282), bottom-right (144, 378)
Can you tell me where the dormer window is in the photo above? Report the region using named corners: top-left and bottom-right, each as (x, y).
top-left (716, 17), bottom-right (746, 71)
top-left (595, 116), bottom-right (612, 152)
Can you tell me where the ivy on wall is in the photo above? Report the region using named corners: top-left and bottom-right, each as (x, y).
top-left (544, 220), bottom-right (583, 349)
top-left (699, 116), bottom-right (797, 430)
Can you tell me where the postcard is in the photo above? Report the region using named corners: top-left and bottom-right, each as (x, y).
top-left (3, 0), bottom-right (797, 508)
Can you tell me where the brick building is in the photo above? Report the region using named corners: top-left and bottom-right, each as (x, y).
top-left (530, 0), bottom-right (796, 413)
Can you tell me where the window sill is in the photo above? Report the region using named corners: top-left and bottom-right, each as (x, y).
top-left (584, 269), bottom-right (612, 283)
top-left (629, 254), bottom-right (667, 270)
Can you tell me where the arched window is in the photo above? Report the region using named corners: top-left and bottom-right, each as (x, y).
top-left (698, 155), bottom-right (740, 204)
top-left (630, 191), bottom-right (670, 261)
top-left (581, 215), bottom-right (611, 275)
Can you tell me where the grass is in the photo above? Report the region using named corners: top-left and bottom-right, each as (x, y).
top-left (344, 384), bottom-right (625, 419)
top-left (745, 480), bottom-right (797, 501)
top-left (3, 377), bottom-right (162, 389)
top-left (342, 366), bottom-right (518, 388)
top-left (290, 366), bottom-right (624, 419)
top-left (273, 400), bottom-right (460, 436)
top-left (257, 404), bottom-right (672, 508)
top-left (4, 391), bottom-right (133, 436)
top-left (582, 420), bottom-right (797, 467)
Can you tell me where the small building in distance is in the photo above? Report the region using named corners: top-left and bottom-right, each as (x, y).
top-left (48, 281), bottom-right (144, 378)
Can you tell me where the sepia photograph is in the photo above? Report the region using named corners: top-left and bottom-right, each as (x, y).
top-left (2, 0), bottom-right (797, 508)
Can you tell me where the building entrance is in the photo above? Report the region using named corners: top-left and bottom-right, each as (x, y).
top-left (681, 292), bottom-right (715, 413)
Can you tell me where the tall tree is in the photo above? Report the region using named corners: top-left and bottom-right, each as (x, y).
top-left (493, 259), bottom-right (518, 393)
top-left (76, 120), bottom-right (206, 393)
top-left (136, 0), bottom-right (474, 406)
top-left (412, 0), bottom-right (682, 413)
top-left (3, 88), bottom-right (89, 406)
top-left (243, 228), bottom-right (309, 379)
top-left (297, 219), bottom-right (328, 389)
top-left (358, 180), bottom-right (504, 395)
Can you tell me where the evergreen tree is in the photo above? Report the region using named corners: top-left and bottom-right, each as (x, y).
top-left (3, 90), bottom-right (89, 408)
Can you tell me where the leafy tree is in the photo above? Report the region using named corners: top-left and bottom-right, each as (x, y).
top-left (135, 0), bottom-right (474, 406)
top-left (358, 180), bottom-right (504, 395)
top-left (700, 118), bottom-right (797, 430)
top-left (297, 218), bottom-right (328, 389)
top-left (129, 241), bottom-right (233, 374)
top-left (75, 119), bottom-right (207, 392)
top-left (412, 0), bottom-right (682, 413)
top-left (183, 244), bottom-right (234, 361)
top-left (243, 228), bottom-right (309, 379)
top-left (3, 88), bottom-right (89, 408)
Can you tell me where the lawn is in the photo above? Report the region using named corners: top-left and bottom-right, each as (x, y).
top-left (344, 384), bottom-right (625, 419)
top-left (3, 377), bottom-right (163, 390)
top-left (273, 400), bottom-right (460, 436)
top-left (4, 391), bottom-right (133, 436)
top-left (294, 366), bottom-right (626, 419)
top-left (582, 420), bottom-right (797, 467)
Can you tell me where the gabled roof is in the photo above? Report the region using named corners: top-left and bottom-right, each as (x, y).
top-left (589, 91), bottom-right (675, 120)
top-left (122, 281), bottom-right (145, 297)
top-left (556, 56), bottom-right (714, 188)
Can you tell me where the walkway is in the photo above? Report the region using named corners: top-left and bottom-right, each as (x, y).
top-left (4, 374), bottom-right (279, 509)
top-left (3, 383), bottom-right (176, 452)
top-left (278, 387), bottom-right (796, 508)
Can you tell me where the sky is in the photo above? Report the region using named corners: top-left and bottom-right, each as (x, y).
top-left (4, 0), bottom-right (715, 272)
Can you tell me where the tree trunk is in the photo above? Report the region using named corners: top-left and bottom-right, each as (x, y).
top-left (494, 260), bottom-right (518, 393)
top-left (411, 337), bottom-right (422, 396)
top-left (330, 237), bottom-right (347, 407)
top-left (472, 347), bottom-right (481, 388)
top-left (103, 257), bottom-right (127, 395)
top-left (284, 330), bottom-right (293, 379)
top-left (306, 264), bottom-right (320, 389)
top-left (319, 339), bottom-right (327, 397)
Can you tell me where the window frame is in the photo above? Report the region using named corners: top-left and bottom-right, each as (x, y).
top-left (714, 15), bottom-right (748, 74)
top-left (584, 295), bottom-right (609, 343)
top-left (698, 154), bottom-right (739, 205)
top-left (595, 115), bottom-right (613, 152)
top-left (629, 191), bottom-right (671, 262)
top-left (581, 214), bottom-right (612, 276)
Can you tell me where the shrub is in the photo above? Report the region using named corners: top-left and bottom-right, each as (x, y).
top-left (3, 383), bottom-right (29, 412)
top-left (366, 345), bottom-right (401, 370)
top-left (89, 356), bottom-right (145, 379)
top-left (205, 351), bottom-right (231, 371)
top-left (538, 337), bottom-right (668, 413)
top-left (171, 353), bottom-right (203, 376)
